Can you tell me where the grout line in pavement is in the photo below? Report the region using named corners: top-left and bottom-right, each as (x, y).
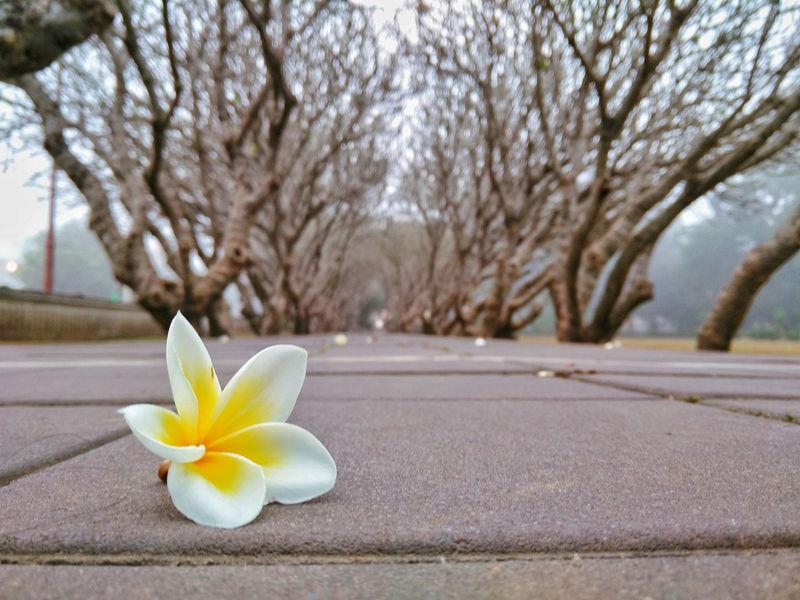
top-left (0, 400), bottom-right (148, 407)
top-left (498, 357), bottom-right (800, 381)
top-left (2, 545), bottom-right (800, 568)
top-left (0, 430), bottom-right (131, 488)
top-left (700, 400), bottom-right (800, 426)
top-left (679, 393), bottom-right (800, 400)
top-left (3, 364), bottom-right (799, 379)
top-left (571, 375), bottom-right (686, 397)
top-left (307, 370), bottom-right (537, 376)
top-left (0, 396), bottom-right (660, 408)
top-left (572, 370), bottom-right (800, 380)
top-left (3, 356), bottom-right (799, 377)
top-left (572, 376), bottom-right (800, 425)
top-left (572, 375), bottom-right (800, 401)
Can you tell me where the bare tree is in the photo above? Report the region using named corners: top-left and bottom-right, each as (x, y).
top-left (538, 0), bottom-right (800, 342)
top-left (5, 0), bottom-right (799, 340)
top-left (390, 0), bottom-right (800, 341)
top-left (236, 5), bottom-right (400, 334)
top-left (0, 0), bottom-right (116, 79)
top-left (3, 0), bottom-right (329, 332)
top-left (385, 2), bottom-right (556, 338)
top-left (698, 198), bottom-right (800, 351)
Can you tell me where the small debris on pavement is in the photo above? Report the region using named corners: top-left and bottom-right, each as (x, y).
top-left (157, 459), bottom-right (171, 483)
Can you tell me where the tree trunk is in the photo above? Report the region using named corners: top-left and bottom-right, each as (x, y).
top-left (293, 313), bottom-right (310, 335)
top-left (0, 0), bottom-right (116, 80)
top-left (697, 205), bottom-right (800, 351)
top-left (139, 300), bottom-right (176, 333)
top-left (487, 321), bottom-right (516, 339)
top-left (206, 298), bottom-right (232, 337)
top-left (550, 281), bottom-right (586, 342)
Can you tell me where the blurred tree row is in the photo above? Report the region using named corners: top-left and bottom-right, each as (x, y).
top-left (378, 0), bottom-right (800, 343)
top-left (1, 0), bottom-right (799, 348)
top-left (3, 0), bottom-right (400, 335)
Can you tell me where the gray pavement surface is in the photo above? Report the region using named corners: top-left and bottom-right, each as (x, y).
top-left (2, 399), bottom-right (800, 557)
top-left (1, 333), bottom-right (800, 598)
top-left (0, 365), bottom-right (644, 405)
top-left (0, 406), bottom-right (126, 484)
top-left (2, 551), bottom-right (800, 600)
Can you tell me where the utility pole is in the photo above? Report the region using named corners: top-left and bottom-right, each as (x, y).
top-left (43, 163), bottom-right (56, 294)
top-left (43, 65), bottom-right (61, 295)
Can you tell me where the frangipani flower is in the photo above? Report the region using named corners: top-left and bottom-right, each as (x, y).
top-left (120, 313), bottom-right (336, 529)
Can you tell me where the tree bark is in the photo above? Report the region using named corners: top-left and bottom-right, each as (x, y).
top-left (293, 313), bottom-right (310, 335)
top-left (0, 0), bottom-right (115, 80)
top-left (206, 298), bottom-right (232, 337)
top-left (697, 204), bottom-right (800, 351)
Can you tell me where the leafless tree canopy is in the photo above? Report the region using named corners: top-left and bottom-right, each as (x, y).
top-left (380, 0), bottom-right (800, 341)
top-left (238, 8), bottom-right (402, 334)
top-left (5, 0), bottom-right (389, 333)
top-left (2, 0), bottom-right (799, 340)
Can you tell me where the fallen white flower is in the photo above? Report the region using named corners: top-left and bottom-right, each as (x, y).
top-left (120, 312), bottom-right (336, 529)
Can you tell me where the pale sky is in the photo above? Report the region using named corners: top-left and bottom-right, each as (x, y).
top-left (0, 151), bottom-right (46, 260)
top-left (0, 148), bottom-right (85, 262)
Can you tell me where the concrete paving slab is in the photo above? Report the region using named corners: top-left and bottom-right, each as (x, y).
top-left (307, 356), bottom-right (534, 374)
top-left (5, 335), bottom-right (799, 376)
top-left (0, 366), bottom-right (172, 404)
top-left (0, 354), bottom-right (530, 394)
top-left (435, 335), bottom-right (784, 360)
top-left (704, 399), bottom-right (800, 421)
top-left (0, 406), bottom-right (127, 484)
top-left (300, 374), bottom-right (650, 401)
top-left (0, 367), bottom-right (647, 404)
top-left (0, 334), bottom-right (433, 364)
top-left (3, 336), bottom-right (797, 404)
top-left (1, 336), bottom-right (525, 403)
top-left (528, 356), bottom-right (800, 378)
top-left (433, 338), bottom-right (800, 377)
top-left (2, 551), bottom-right (800, 600)
top-left (1, 399), bottom-right (798, 556)
top-left (585, 374), bottom-right (800, 398)
top-left (0, 345), bottom-right (481, 374)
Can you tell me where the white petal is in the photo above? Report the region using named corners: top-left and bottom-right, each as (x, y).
top-left (166, 312), bottom-right (222, 437)
top-left (208, 423), bottom-right (336, 505)
top-left (205, 345), bottom-right (308, 442)
top-left (120, 404), bottom-right (205, 463)
top-left (167, 451), bottom-right (267, 528)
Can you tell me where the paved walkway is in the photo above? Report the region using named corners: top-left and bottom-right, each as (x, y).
top-left (1, 334), bottom-right (799, 598)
